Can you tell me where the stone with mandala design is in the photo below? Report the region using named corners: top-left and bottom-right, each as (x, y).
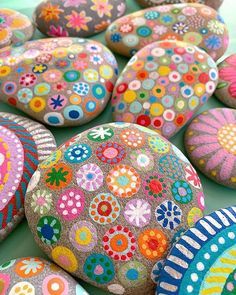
top-left (25, 122), bottom-right (205, 295)
top-left (0, 257), bottom-right (88, 294)
top-left (34, 0), bottom-right (127, 38)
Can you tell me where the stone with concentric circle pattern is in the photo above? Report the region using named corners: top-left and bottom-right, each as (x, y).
top-left (112, 40), bottom-right (218, 138)
top-left (0, 37), bottom-right (118, 127)
top-left (0, 257), bottom-right (88, 294)
top-left (185, 108), bottom-right (236, 189)
top-left (25, 122), bottom-right (205, 295)
top-left (105, 3), bottom-right (228, 60)
top-left (0, 8), bottom-right (34, 49)
top-left (156, 206), bottom-right (236, 295)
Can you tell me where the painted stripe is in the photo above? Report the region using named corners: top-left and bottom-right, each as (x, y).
top-left (199, 220), bottom-right (216, 235)
top-left (215, 211), bottom-right (230, 226)
top-left (175, 243), bottom-right (194, 259)
top-left (204, 216), bottom-right (222, 229)
top-left (190, 228), bottom-right (207, 241)
top-left (181, 235), bottom-right (201, 249)
top-left (168, 255), bottom-right (188, 269)
top-left (164, 266), bottom-right (182, 280)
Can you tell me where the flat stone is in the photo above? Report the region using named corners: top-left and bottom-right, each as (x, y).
top-left (0, 8), bottom-right (34, 48)
top-left (25, 122), bottom-right (205, 295)
top-left (34, 0), bottom-right (127, 38)
top-left (0, 112), bottom-right (57, 241)
top-left (215, 54), bottom-right (236, 108)
top-left (0, 37), bottom-right (118, 127)
top-left (105, 3), bottom-right (229, 60)
top-left (185, 108), bottom-right (236, 189)
top-left (156, 206), bottom-right (236, 295)
top-left (136, 0), bottom-right (224, 10)
top-left (112, 40), bottom-right (218, 139)
top-left (0, 257), bottom-right (88, 294)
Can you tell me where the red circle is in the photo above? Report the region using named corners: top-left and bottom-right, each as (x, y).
top-left (137, 115), bottom-right (151, 127)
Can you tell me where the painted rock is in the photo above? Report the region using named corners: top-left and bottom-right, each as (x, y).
top-left (0, 37), bottom-right (118, 127)
top-left (0, 8), bottom-right (34, 49)
top-left (105, 3), bottom-right (229, 60)
top-left (136, 0), bottom-right (224, 10)
top-left (215, 54), bottom-right (236, 108)
top-left (0, 257), bottom-right (88, 294)
top-left (185, 108), bottom-right (236, 189)
top-left (25, 122), bottom-right (205, 295)
top-left (112, 40), bottom-right (218, 139)
top-left (0, 112), bottom-right (57, 241)
top-left (157, 206), bottom-right (236, 295)
top-left (34, 0), bottom-right (127, 38)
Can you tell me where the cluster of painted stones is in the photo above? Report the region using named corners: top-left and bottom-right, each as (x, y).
top-left (0, 257), bottom-right (88, 294)
top-left (25, 123), bottom-right (205, 295)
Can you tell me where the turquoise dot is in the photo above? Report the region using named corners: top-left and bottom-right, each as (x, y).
top-left (127, 269), bottom-right (139, 280)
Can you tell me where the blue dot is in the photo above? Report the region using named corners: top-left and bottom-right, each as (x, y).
top-left (69, 110), bottom-right (80, 119)
top-left (41, 225), bottom-right (53, 239)
top-left (48, 116), bottom-right (60, 124)
top-left (127, 269), bottom-right (139, 280)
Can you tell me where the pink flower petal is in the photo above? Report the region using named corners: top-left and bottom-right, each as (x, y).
top-left (190, 123), bottom-right (217, 135)
top-left (210, 109), bottom-right (227, 125)
top-left (198, 115), bottom-right (221, 129)
top-left (225, 55), bottom-right (236, 67)
top-left (219, 67), bottom-right (236, 82)
top-left (205, 149), bottom-right (227, 170)
top-left (187, 134), bottom-right (218, 145)
top-left (222, 108), bottom-right (236, 124)
top-left (219, 153), bottom-right (236, 180)
top-left (191, 143), bottom-right (221, 158)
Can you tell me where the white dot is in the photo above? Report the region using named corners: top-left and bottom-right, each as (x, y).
top-left (197, 262), bottom-right (204, 271)
top-left (51, 283), bottom-right (59, 291)
top-left (211, 244), bottom-right (218, 253)
top-left (68, 200), bottom-right (73, 206)
top-left (76, 202), bottom-right (81, 208)
top-left (187, 285), bottom-right (193, 293)
top-left (72, 208), bottom-right (77, 214)
top-left (228, 232), bottom-right (235, 239)
top-left (218, 237), bottom-right (225, 244)
top-left (204, 253), bottom-right (210, 260)
top-left (191, 273), bottom-right (198, 282)
top-left (63, 210), bottom-right (68, 215)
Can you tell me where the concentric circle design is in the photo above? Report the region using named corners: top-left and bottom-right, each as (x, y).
top-left (64, 144), bottom-right (92, 164)
top-left (96, 142), bottom-right (126, 164)
top-left (37, 216), bottom-right (61, 245)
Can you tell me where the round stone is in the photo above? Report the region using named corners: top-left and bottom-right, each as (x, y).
top-left (25, 122), bottom-right (205, 295)
top-left (0, 37), bottom-right (118, 127)
top-left (156, 206), bottom-right (236, 295)
top-left (185, 108), bottom-right (236, 189)
top-left (215, 54), bottom-right (236, 108)
top-left (0, 257), bottom-right (88, 294)
top-left (112, 40), bottom-right (218, 138)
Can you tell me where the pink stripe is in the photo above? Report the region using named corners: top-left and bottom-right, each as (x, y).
top-left (219, 153), bottom-right (235, 180)
top-left (187, 135), bottom-right (218, 145)
top-left (199, 115), bottom-right (221, 129)
top-left (222, 108), bottom-right (236, 124)
top-left (190, 123), bottom-right (217, 135)
top-left (210, 109), bottom-right (227, 125)
top-left (191, 143), bottom-right (220, 158)
top-left (205, 149), bottom-right (227, 170)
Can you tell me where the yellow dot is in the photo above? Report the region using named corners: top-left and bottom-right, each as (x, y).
top-left (149, 231), bottom-right (155, 237)
top-left (123, 90), bottom-right (136, 103)
top-left (194, 83), bottom-right (206, 97)
top-left (150, 103), bottom-right (164, 116)
top-left (158, 66), bottom-right (171, 76)
top-left (146, 250), bottom-right (151, 256)
top-left (153, 251), bottom-right (158, 257)
top-left (199, 160), bottom-right (205, 165)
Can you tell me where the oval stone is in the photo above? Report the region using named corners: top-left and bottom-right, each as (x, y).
top-left (215, 54), bottom-right (236, 108)
top-left (0, 112), bottom-right (57, 241)
top-left (0, 8), bottom-right (34, 48)
top-left (25, 122), bottom-right (205, 295)
top-left (156, 206), bottom-right (236, 295)
top-left (105, 3), bottom-right (229, 60)
top-left (112, 40), bottom-right (218, 139)
top-left (34, 0), bottom-right (127, 38)
top-left (0, 37), bottom-right (118, 127)
top-left (136, 0), bottom-right (224, 10)
top-left (185, 108), bottom-right (236, 189)
top-left (0, 257), bottom-right (88, 294)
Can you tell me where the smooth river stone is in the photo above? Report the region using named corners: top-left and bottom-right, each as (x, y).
top-left (215, 54), bottom-right (236, 108)
top-left (0, 8), bottom-right (34, 49)
top-left (25, 122), bottom-right (205, 295)
top-left (0, 37), bottom-right (118, 127)
top-left (112, 40), bottom-right (218, 139)
top-left (105, 3), bottom-right (229, 60)
top-left (185, 108), bottom-right (236, 189)
top-left (0, 113), bottom-right (57, 241)
top-left (34, 0), bottom-right (127, 38)
top-left (136, 0), bottom-right (224, 10)
top-left (156, 206), bottom-right (236, 295)
top-left (0, 257), bottom-right (88, 294)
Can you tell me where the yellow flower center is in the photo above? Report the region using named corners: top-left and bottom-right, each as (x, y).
top-left (218, 123), bottom-right (236, 155)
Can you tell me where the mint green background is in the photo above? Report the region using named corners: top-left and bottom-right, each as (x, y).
top-left (0, 1), bottom-right (235, 294)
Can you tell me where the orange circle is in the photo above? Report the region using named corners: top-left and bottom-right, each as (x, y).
top-left (14, 258), bottom-right (44, 278)
top-left (44, 163), bottom-right (72, 190)
top-left (47, 277), bottom-right (65, 295)
top-left (110, 234), bottom-right (128, 252)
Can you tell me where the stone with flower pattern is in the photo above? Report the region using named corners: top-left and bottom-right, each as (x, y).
top-left (0, 257), bottom-right (88, 294)
top-left (25, 122), bottom-right (205, 295)
top-left (34, 0), bottom-right (127, 38)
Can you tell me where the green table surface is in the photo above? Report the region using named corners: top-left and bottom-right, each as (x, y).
top-left (0, 0), bottom-right (235, 294)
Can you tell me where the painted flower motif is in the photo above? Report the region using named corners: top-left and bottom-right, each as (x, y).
top-left (172, 22), bottom-right (189, 35)
top-left (120, 129), bottom-right (145, 148)
top-left (148, 136), bottom-right (170, 154)
top-left (0, 273), bottom-right (10, 294)
top-left (171, 180), bottom-right (193, 204)
top-left (64, 143), bottom-right (92, 164)
top-left (103, 225), bottom-right (136, 261)
top-left (207, 19), bottom-right (225, 35)
top-left (187, 207), bottom-right (203, 227)
top-left (87, 126), bottom-right (114, 142)
top-left (90, 54), bottom-right (103, 65)
top-left (65, 10), bottom-right (92, 32)
top-left (47, 25), bottom-right (69, 37)
top-left (142, 174), bottom-right (169, 199)
top-left (91, 0), bottom-right (113, 18)
top-left (69, 220), bottom-right (97, 252)
top-left (120, 24), bottom-right (133, 33)
top-left (39, 3), bottom-right (64, 22)
top-left (130, 149), bottom-right (154, 171)
top-left (31, 189), bottom-right (52, 215)
top-left (124, 199), bottom-right (151, 228)
top-left (185, 165), bottom-right (202, 189)
top-left (45, 163), bottom-right (72, 190)
top-left (106, 165), bottom-right (141, 198)
top-left (96, 142), bottom-right (126, 165)
top-left (76, 163), bottom-right (104, 191)
top-left (205, 35), bottom-right (221, 50)
top-left (151, 260), bottom-right (165, 284)
top-left (155, 200), bottom-right (182, 230)
top-left (138, 228), bottom-right (168, 260)
top-left (89, 193), bottom-right (121, 225)
top-left (153, 24), bottom-right (168, 35)
top-left (63, 0), bottom-right (86, 7)
top-left (19, 73), bottom-right (37, 87)
top-left (48, 94), bottom-right (67, 111)
top-left (40, 150), bottom-right (62, 169)
top-left (37, 216), bottom-right (61, 245)
top-left (52, 246), bottom-right (78, 273)
top-left (14, 258), bottom-right (44, 278)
